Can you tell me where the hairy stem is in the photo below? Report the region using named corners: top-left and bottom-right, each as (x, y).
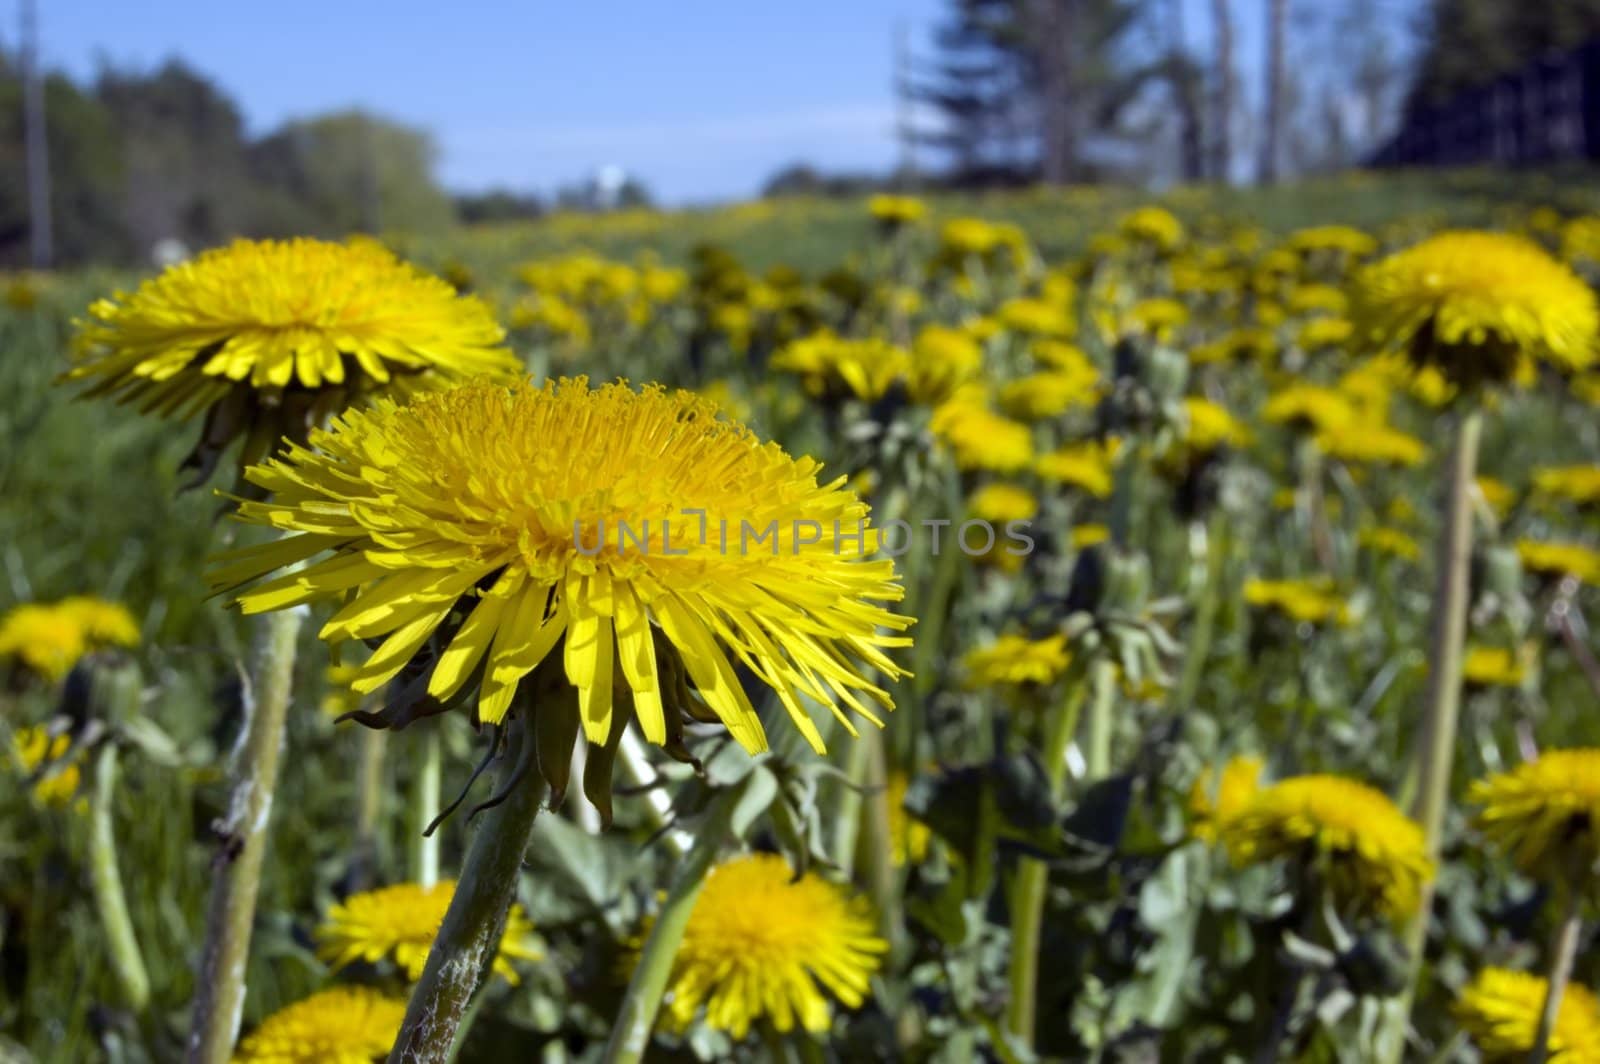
top-left (187, 608), bottom-right (302, 1064)
top-left (389, 719), bottom-right (544, 1063)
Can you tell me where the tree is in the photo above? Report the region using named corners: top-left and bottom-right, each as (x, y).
top-left (912, 0), bottom-right (1150, 184)
top-left (95, 60), bottom-right (253, 258)
top-left (1162, 0), bottom-right (1206, 182)
top-left (246, 111), bottom-right (453, 237)
top-left (0, 63), bottom-right (126, 266)
top-left (454, 189), bottom-right (544, 224)
top-left (1406, 0), bottom-right (1600, 115)
top-left (1258, 0), bottom-right (1287, 183)
top-left (1209, 0), bottom-right (1235, 181)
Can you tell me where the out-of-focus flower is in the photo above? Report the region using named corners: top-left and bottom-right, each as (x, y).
top-left (1352, 230), bottom-right (1598, 388)
top-left (1036, 438), bottom-right (1120, 497)
top-left (1470, 749), bottom-right (1600, 883)
top-left (1455, 968), bottom-right (1600, 1064)
top-left (1243, 577), bottom-right (1353, 626)
top-left (231, 986), bottom-right (408, 1064)
top-left (963, 632), bottom-right (1071, 688)
top-left (658, 853), bottom-right (885, 1040)
top-left (317, 881), bottom-right (540, 984)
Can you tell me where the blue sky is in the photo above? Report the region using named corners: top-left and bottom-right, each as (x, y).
top-left (38, 1), bottom-right (1385, 204)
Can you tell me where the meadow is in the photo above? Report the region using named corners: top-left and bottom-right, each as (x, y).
top-left (3, 166), bottom-right (1600, 1062)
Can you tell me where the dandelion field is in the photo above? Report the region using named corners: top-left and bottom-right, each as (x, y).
top-left (4, 167), bottom-right (1600, 1062)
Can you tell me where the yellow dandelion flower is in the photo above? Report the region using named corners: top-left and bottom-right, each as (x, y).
top-left (1222, 775), bottom-right (1432, 919)
top-left (962, 632), bottom-right (1071, 688)
top-left (1287, 283), bottom-right (1349, 317)
top-left (661, 853), bottom-right (886, 1040)
top-left (1562, 215), bottom-right (1600, 268)
top-left (1118, 206), bottom-right (1185, 251)
top-left (939, 218), bottom-right (1001, 258)
top-left (0, 604), bottom-right (87, 681)
top-left (908, 325), bottom-right (983, 404)
top-left (1189, 754), bottom-right (1264, 842)
top-left (1477, 475), bottom-right (1518, 517)
top-left (231, 986), bottom-right (407, 1064)
top-left (997, 297), bottom-right (1073, 339)
top-left (968, 483), bottom-right (1039, 525)
top-left (1287, 225), bottom-right (1377, 259)
top-left (317, 880), bottom-right (541, 984)
top-left (1455, 968), bottom-right (1600, 1064)
top-left (1470, 749), bottom-right (1600, 882)
top-left (866, 194), bottom-right (927, 226)
top-left (694, 379), bottom-right (754, 425)
top-left (998, 370), bottom-right (1099, 421)
top-left (1517, 539), bottom-right (1600, 585)
top-left (1243, 578), bottom-right (1353, 627)
top-left (1183, 397), bottom-right (1252, 453)
top-left (1262, 384), bottom-right (1355, 434)
top-left (1071, 524), bottom-right (1110, 549)
top-left (1314, 422), bottom-right (1428, 467)
top-left (211, 378), bottom-right (911, 760)
top-left (67, 238), bottom-right (519, 478)
top-left (1036, 438), bottom-right (1120, 497)
top-left (1462, 645), bottom-right (1530, 688)
top-left (56, 596), bottom-right (140, 649)
top-left (1358, 526), bottom-right (1420, 562)
top-left (1030, 338), bottom-right (1095, 374)
top-left (1298, 316), bottom-right (1355, 351)
top-left (1126, 297), bottom-right (1190, 340)
top-left (1533, 465), bottom-right (1600, 506)
top-left (1352, 231), bottom-right (1599, 387)
top-left (1190, 328), bottom-right (1278, 366)
top-left (11, 726), bottom-right (82, 807)
top-left (930, 393), bottom-right (1035, 473)
top-left (771, 331), bottom-right (910, 402)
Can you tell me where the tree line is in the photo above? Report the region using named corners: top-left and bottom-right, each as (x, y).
top-left (873, 0), bottom-right (1600, 189)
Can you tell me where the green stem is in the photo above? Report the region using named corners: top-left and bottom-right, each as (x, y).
top-left (831, 735), bottom-right (871, 876)
top-left (89, 741), bottom-right (150, 1011)
top-left (187, 608), bottom-right (303, 1064)
top-left (1084, 657), bottom-right (1119, 782)
top-left (388, 718), bottom-right (545, 1064)
top-left (1384, 408), bottom-right (1482, 1064)
top-left (414, 728), bottom-right (442, 888)
top-left (352, 725), bottom-right (388, 891)
top-left (1005, 670), bottom-right (1089, 1046)
top-left (1172, 512), bottom-right (1228, 712)
top-left (601, 789), bottom-right (738, 1064)
top-left (857, 727), bottom-right (900, 948)
top-left (1531, 892), bottom-right (1583, 1064)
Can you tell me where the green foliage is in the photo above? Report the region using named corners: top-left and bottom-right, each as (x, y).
top-left (1407, 0), bottom-right (1600, 111)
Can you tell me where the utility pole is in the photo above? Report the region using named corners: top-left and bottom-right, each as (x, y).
top-left (1258, 0), bottom-right (1287, 183)
top-left (21, 0), bottom-right (52, 268)
top-left (894, 19), bottom-right (917, 188)
top-left (1209, 0), bottom-right (1234, 183)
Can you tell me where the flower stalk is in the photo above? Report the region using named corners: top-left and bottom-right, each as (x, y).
top-left (187, 607), bottom-right (303, 1064)
top-left (601, 787), bottom-right (739, 1064)
top-left (413, 728), bottom-right (442, 889)
top-left (89, 739), bottom-right (150, 1012)
top-left (388, 718), bottom-right (546, 1064)
top-left (1530, 889), bottom-right (1584, 1064)
top-left (1005, 667), bottom-right (1089, 1045)
top-left (1385, 408), bottom-right (1483, 1063)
